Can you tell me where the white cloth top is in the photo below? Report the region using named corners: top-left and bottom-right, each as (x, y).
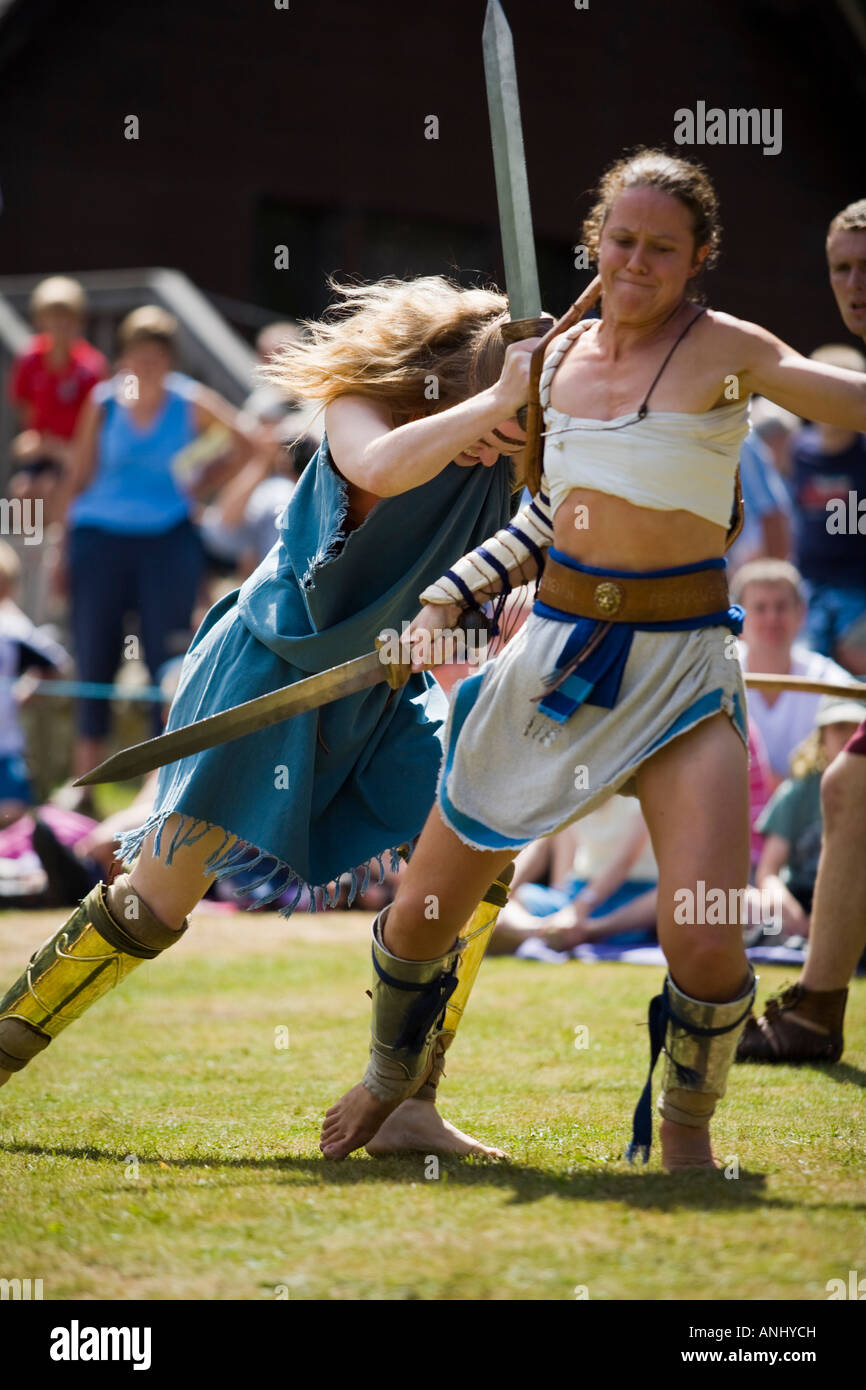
top-left (540, 321), bottom-right (750, 526)
top-left (738, 640), bottom-right (855, 778)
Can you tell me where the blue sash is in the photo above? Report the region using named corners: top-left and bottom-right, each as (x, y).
top-left (533, 549), bottom-right (744, 725)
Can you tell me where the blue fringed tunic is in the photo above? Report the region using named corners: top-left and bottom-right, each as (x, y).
top-left (117, 436), bottom-right (515, 913)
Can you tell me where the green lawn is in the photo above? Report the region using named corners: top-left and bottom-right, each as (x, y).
top-left (0, 910), bottom-right (863, 1301)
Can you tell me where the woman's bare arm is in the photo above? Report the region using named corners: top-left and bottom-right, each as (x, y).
top-left (734, 320), bottom-right (866, 429)
top-left (324, 339), bottom-right (537, 498)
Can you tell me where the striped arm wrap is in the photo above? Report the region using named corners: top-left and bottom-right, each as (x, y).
top-left (420, 482), bottom-right (554, 609)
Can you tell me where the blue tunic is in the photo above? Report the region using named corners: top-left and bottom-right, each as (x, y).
top-left (117, 436), bottom-right (515, 911)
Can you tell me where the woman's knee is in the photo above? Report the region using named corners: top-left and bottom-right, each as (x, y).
top-left (661, 924), bottom-right (747, 998)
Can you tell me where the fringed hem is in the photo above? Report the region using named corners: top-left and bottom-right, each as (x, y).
top-left (114, 810), bottom-right (405, 918)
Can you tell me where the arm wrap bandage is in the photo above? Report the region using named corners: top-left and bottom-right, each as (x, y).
top-left (420, 481), bottom-right (554, 609)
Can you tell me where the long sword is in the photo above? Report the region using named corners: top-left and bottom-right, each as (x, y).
top-left (75, 662), bottom-right (866, 787)
top-left (74, 638), bottom-right (413, 786)
top-left (483, 0), bottom-right (552, 346)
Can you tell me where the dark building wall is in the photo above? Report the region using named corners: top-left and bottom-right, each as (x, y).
top-left (0, 0), bottom-right (864, 348)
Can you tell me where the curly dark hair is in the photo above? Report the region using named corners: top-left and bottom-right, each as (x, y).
top-left (582, 147), bottom-right (721, 267)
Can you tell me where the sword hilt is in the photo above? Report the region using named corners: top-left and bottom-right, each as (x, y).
top-left (375, 634), bottom-right (413, 691)
top-left (500, 316), bottom-right (555, 428)
top-left (376, 609), bottom-right (493, 687)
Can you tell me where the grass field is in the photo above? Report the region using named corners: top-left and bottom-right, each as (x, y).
top-left (0, 908), bottom-right (864, 1301)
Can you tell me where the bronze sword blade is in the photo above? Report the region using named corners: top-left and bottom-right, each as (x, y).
top-left (74, 648), bottom-right (394, 786)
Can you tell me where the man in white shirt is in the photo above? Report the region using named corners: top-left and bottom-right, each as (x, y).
top-left (734, 559), bottom-right (852, 785)
top-left (738, 199), bottom-right (866, 1064)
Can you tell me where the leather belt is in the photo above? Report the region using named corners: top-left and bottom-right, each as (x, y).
top-left (537, 554), bottom-right (730, 624)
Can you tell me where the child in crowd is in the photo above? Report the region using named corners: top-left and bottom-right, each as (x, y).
top-left (0, 543), bottom-right (70, 822)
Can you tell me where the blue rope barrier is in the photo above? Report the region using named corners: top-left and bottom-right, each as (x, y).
top-left (28, 680), bottom-right (166, 702)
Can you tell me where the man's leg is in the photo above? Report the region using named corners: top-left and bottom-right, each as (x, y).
top-left (321, 807), bottom-right (516, 1159)
top-left (738, 740), bottom-right (866, 1062)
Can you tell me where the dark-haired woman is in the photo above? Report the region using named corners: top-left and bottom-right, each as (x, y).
top-left (323, 151), bottom-right (866, 1170)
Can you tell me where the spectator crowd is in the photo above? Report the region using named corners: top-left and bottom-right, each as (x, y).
top-left (2, 249), bottom-right (865, 934)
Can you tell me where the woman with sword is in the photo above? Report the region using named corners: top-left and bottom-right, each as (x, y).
top-left (0, 274), bottom-right (546, 1159)
top-left (321, 150), bottom-right (866, 1171)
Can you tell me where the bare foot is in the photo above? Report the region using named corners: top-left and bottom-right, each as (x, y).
top-left (365, 1098), bottom-right (506, 1158)
top-left (659, 1117), bottom-right (718, 1172)
top-left (320, 1082), bottom-right (398, 1159)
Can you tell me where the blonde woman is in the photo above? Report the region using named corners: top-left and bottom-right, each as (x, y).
top-left (0, 277), bottom-right (536, 1158)
top-left (322, 151), bottom-right (866, 1171)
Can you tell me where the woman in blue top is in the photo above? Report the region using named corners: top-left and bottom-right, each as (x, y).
top-left (0, 277), bottom-right (536, 1158)
top-left (65, 305), bottom-right (259, 784)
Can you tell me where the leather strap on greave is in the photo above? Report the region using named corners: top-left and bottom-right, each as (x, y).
top-left (626, 969), bottom-right (756, 1163)
top-left (0, 876), bottom-right (187, 1075)
top-left (362, 907), bottom-right (463, 1104)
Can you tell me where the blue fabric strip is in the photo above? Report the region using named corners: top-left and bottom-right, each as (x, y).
top-left (442, 568), bottom-right (479, 609)
top-left (476, 546), bottom-right (510, 591)
top-left (533, 599), bottom-right (745, 634)
top-left (536, 616), bottom-right (635, 723)
top-left (548, 547), bottom-right (726, 579)
top-left (507, 523), bottom-right (544, 573)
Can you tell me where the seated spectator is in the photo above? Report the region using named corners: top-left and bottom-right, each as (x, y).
top-left (0, 542), bottom-right (69, 823)
top-left (726, 428), bottom-right (792, 573)
top-left (489, 796), bottom-right (658, 955)
top-left (60, 306), bottom-right (260, 789)
top-left (754, 698), bottom-right (866, 940)
top-left (789, 344), bottom-right (866, 671)
top-left (734, 559), bottom-right (853, 786)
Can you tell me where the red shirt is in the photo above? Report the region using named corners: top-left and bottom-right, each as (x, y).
top-left (10, 335), bottom-right (108, 439)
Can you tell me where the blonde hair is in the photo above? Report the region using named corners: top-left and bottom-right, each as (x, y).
top-left (791, 726), bottom-right (845, 780)
top-left (827, 198), bottom-right (866, 242)
top-left (30, 276), bottom-right (87, 319)
top-left (117, 305), bottom-right (178, 354)
top-left (264, 277), bottom-right (508, 421)
top-left (731, 558), bottom-right (804, 606)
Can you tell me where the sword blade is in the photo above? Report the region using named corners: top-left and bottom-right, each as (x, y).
top-left (74, 649), bottom-right (389, 786)
top-left (483, 0), bottom-right (542, 321)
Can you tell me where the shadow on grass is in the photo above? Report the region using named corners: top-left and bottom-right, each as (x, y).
top-left (810, 1060), bottom-right (866, 1088)
top-left (736, 1057), bottom-right (866, 1087)
top-left (5, 1138), bottom-right (863, 1213)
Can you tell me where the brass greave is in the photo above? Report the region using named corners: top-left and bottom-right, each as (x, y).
top-left (362, 908), bottom-right (464, 1104)
top-left (0, 875), bottom-right (187, 1076)
top-left (657, 969), bottom-right (756, 1127)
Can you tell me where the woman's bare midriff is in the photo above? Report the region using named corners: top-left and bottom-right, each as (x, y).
top-left (552, 487), bottom-right (728, 571)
